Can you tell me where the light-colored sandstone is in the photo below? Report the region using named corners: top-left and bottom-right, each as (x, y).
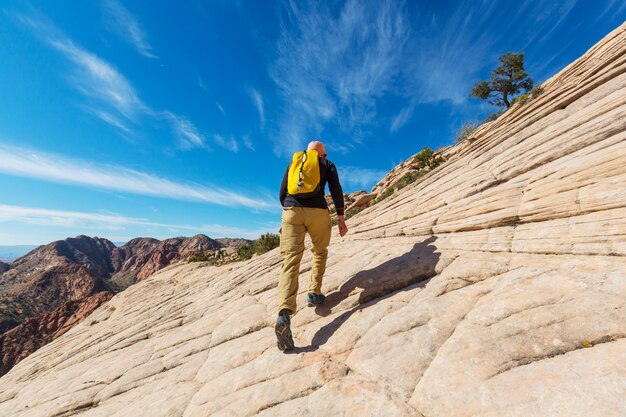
top-left (1, 21), bottom-right (626, 417)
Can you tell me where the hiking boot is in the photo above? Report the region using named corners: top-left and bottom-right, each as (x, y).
top-left (307, 292), bottom-right (326, 307)
top-left (274, 310), bottom-right (294, 352)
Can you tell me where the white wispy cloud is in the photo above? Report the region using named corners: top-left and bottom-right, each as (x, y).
top-left (52, 36), bottom-right (149, 120)
top-left (530, 0), bottom-right (578, 46)
top-left (213, 134), bottom-right (239, 153)
top-left (249, 89), bottom-right (265, 130)
top-left (326, 142), bottom-right (355, 155)
top-left (14, 11), bottom-right (218, 153)
top-left (216, 101), bottom-right (227, 117)
top-left (242, 135), bottom-right (255, 151)
top-left (339, 166), bottom-right (388, 191)
top-left (163, 111), bottom-right (207, 149)
top-left (390, 105), bottom-right (414, 133)
top-left (164, 109), bottom-right (241, 153)
top-left (405, 3), bottom-right (499, 105)
top-left (83, 107), bottom-right (133, 134)
top-left (197, 76), bottom-right (208, 91)
top-left (591, 0), bottom-right (621, 24)
top-left (0, 204), bottom-right (140, 231)
top-left (0, 144), bottom-right (276, 210)
top-left (0, 204), bottom-right (278, 239)
top-left (270, 0), bottom-right (409, 155)
top-left (14, 11), bottom-right (148, 125)
top-left (102, 0), bottom-right (157, 58)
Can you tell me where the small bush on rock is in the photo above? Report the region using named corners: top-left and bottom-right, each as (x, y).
top-left (413, 147), bottom-right (434, 169)
top-left (375, 187), bottom-right (395, 204)
top-left (455, 120), bottom-right (481, 143)
top-left (345, 206), bottom-right (365, 220)
top-left (396, 171), bottom-right (422, 190)
top-left (511, 93), bottom-right (529, 106)
top-left (531, 85), bottom-right (544, 98)
top-left (484, 110), bottom-right (504, 122)
top-left (374, 147), bottom-right (446, 205)
top-left (255, 233), bottom-right (280, 253)
top-left (237, 245), bottom-right (255, 261)
top-left (238, 233), bottom-right (280, 261)
top-left (188, 253), bottom-right (212, 263)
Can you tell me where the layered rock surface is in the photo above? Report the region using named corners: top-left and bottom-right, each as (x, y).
top-left (1, 22), bottom-right (625, 417)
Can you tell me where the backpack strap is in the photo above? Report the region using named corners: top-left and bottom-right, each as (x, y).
top-left (297, 149), bottom-right (307, 188)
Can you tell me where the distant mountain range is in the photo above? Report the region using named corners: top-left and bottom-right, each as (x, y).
top-left (0, 245), bottom-right (37, 262)
top-left (0, 234), bottom-right (250, 376)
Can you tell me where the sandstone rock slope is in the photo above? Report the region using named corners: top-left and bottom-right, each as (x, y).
top-left (1, 22), bottom-right (625, 417)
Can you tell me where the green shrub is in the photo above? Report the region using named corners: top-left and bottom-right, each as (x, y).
top-left (237, 233), bottom-right (280, 261)
top-left (430, 155), bottom-right (445, 169)
top-left (371, 147), bottom-right (446, 207)
top-left (255, 233), bottom-right (280, 253)
top-left (396, 171), bottom-right (422, 190)
top-left (455, 120), bottom-right (480, 143)
top-left (345, 206), bottom-right (365, 220)
top-left (188, 253), bottom-right (212, 263)
top-left (375, 186), bottom-right (395, 203)
top-left (413, 147), bottom-right (446, 170)
top-left (330, 206), bottom-right (367, 225)
top-left (531, 85), bottom-right (544, 98)
top-left (237, 245), bottom-right (255, 261)
top-left (412, 147), bottom-right (434, 169)
top-left (484, 113), bottom-right (498, 122)
top-left (374, 152), bottom-right (443, 205)
top-left (511, 93), bottom-right (529, 106)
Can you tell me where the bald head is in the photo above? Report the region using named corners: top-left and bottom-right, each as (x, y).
top-left (307, 141), bottom-right (327, 157)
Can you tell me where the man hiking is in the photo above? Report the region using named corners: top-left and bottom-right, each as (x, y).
top-left (275, 140), bottom-right (348, 351)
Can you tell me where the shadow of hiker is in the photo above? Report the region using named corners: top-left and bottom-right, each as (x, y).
top-left (296, 236), bottom-right (440, 352)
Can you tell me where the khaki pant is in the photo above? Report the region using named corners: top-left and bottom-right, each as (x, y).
top-left (278, 207), bottom-right (332, 315)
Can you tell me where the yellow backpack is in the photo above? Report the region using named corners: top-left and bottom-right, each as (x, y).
top-left (287, 149), bottom-right (321, 198)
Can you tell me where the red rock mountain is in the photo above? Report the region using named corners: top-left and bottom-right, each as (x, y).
top-left (0, 234), bottom-right (249, 376)
top-left (0, 236), bottom-right (117, 334)
top-left (0, 292), bottom-right (113, 376)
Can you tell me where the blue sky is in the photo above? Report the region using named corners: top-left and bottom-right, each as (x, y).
top-left (0, 0), bottom-right (624, 245)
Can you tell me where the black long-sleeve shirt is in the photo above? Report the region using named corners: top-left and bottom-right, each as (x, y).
top-left (279, 157), bottom-right (345, 215)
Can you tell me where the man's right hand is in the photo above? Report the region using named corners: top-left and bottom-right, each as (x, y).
top-left (337, 215), bottom-right (348, 237)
